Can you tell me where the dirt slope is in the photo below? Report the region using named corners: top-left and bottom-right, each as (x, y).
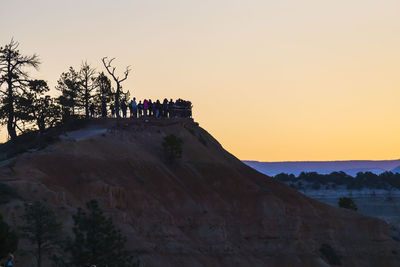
top-left (1, 118), bottom-right (399, 266)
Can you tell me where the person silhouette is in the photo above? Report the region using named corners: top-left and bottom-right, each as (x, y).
top-left (121, 101), bottom-right (127, 118)
top-left (155, 100), bottom-right (161, 118)
top-left (138, 100), bottom-right (143, 118)
top-left (89, 103), bottom-right (95, 118)
top-left (162, 98), bottom-right (168, 117)
top-left (148, 99), bottom-right (153, 116)
top-left (7, 254), bottom-right (13, 267)
top-left (168, 99), bottom-right (174, 118)
top-left (101, 100), bottom-right (107, 118)
top-left (131, 97), bottom-right (137, 118)
top-left (143, 99), bottom-right (148, 117)
top-left (110, 104), bottom-right (115, 118)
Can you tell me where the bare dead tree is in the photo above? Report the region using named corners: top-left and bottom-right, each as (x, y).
top-left (101, 57), bottom-right (131, 118)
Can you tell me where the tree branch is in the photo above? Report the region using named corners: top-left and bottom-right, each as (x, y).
top-left (101, 57), bottom-right (131, 84)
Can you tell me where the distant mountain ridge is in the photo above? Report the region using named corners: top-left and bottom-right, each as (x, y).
top-left (243, 159), bottom-right (400, 176)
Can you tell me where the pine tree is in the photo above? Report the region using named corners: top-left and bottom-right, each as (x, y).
top-left (16, 79), bottom-right (61, 133)
top-left (67, 200), bottom-right (137, 267)
top-left (96, 72), bottom-right (114, 102)
top-left (95, 72), bottom-right (114, 117)
top-left (78, 62), bottom-right (97, 119)
top-left (0, 39), bottom-right (40, 140)
top-left (162, 134), bottom-right (183, 163)
top-left (0, 214), bottom-right (18, 261)
top-left (20, 201), bottom-right (62, 267)
top-left (56, 67), bottom-right (81, 121)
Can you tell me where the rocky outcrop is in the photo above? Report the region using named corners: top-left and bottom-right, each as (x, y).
top-left (1, 118), bottom-right (399, 266)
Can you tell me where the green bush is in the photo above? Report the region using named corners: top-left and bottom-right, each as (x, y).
top-left (162, 134), bottom-right (183, 163)
top-left (319, 243), bottom-right (341, 265)
top-left (338, 197), bottom-right (358, 211)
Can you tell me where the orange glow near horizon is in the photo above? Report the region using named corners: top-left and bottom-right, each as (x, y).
top-left (1, 0), bottom-right (400, 161)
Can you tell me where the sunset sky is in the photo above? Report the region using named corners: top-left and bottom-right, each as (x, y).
top-left (1, 0), bottom-right (400, 161)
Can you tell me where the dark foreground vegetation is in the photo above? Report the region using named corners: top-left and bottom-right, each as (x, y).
top-left (0, 199), bottom-right (139, 266)
top-left (162, 134), bottom-right (183, 163)
top-left (338, 197), bottom-right (358, 211)
top-left (274, 171), bottom-right (400, 190)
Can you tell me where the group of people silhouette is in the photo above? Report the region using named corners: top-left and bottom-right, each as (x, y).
top-left (89, 98), bottom-right (192, 119)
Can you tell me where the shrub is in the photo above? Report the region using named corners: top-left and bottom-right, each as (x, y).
top-left (0, 183), bottom-right (20, 205)
top-left (319, 243), bottom-right (341, 265)
top-left (162, 134), bottom-right (183, 163)
top-left (338, 197), bottom-right (357, 211)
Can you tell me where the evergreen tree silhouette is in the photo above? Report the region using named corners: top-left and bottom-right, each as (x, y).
top-left (56, 67), bottom-right (81, 122)
top-left (0, 214), bottom-right (18, 261)
top-left (16, 79), bottom-right (61, 133)
top-left (78, 62), bottom-right (97, 119)
top-left (0, 39), bottom-right (40, 140)
top-left (20, 201), bottom-right (62, 267)
top-left (67, 200), bottom-right (138, 267)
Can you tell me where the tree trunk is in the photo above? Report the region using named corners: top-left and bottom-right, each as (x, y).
top-left (85, 78), bottom-right (89, 119)
top-left (37, 118), bottom-right (45, 133)
top-left (7, 81), bottom-right (17, 141)
top-left (85, 91), bottom-right (89, 119)
top-left (7, 115), bottom-right (16, 141)
top-left (115, 83), bottom-right (120, 118)
top-left (37, 243), bottom-right (42, 267)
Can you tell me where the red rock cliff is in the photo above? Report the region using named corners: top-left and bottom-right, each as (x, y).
top-left (1, 118), bottom-right (399, 266)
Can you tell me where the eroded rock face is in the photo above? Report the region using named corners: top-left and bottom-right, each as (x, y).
top-left (1, 118), bottom-right (399, 266)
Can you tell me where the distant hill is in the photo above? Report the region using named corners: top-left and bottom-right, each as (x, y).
top-left (243, 159), bottom-right (400, 176)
